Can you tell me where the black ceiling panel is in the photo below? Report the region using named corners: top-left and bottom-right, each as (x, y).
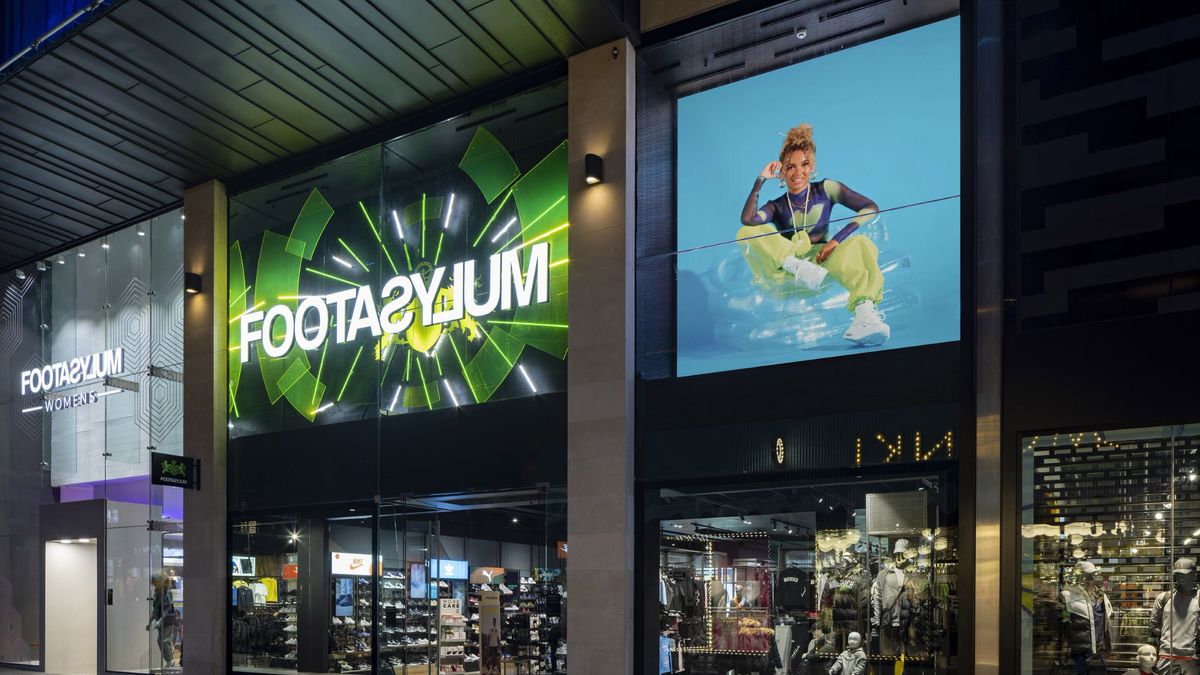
top-left (0, 0), bottom-right (629, 272)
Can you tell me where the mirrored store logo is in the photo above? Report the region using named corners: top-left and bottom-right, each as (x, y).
top-left (19, 347), bottom-right (127, 414)
top-left (229, 129), bottom-right (569, 423)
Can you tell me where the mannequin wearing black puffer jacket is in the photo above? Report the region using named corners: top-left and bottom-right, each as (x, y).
top-left (822, 563), bottom-right (870, 652)
top-left (1059, 562), bottom-right (1114, 675)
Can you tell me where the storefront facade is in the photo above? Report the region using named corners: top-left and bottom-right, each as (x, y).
top-left (2, 2), bottom-right (1199, 675)
top-left (0, 211), bottom-right (188, 674)
top-left (223, 84), bottom-right (571, 675)
top-left (633, 4), bottom-right (970, 673)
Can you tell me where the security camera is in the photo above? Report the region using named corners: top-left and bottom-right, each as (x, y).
top-left (796, 27), bottom-right (808, 40)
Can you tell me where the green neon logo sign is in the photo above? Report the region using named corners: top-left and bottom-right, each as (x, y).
top-left (161, 460), bottom-right (186, 478)
top-left (228, 129), bottom-right (568, 421)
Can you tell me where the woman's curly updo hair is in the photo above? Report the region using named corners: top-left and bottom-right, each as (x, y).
top-left (779, 123), bottom-right (816, 163)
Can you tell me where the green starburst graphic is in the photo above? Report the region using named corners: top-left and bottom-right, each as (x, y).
top-left (229, 131), bottom-right (568, 423)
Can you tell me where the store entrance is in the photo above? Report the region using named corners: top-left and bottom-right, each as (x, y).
top-left (377, 490), bottom-right (568, 675)
top-left (44, 539), bottom-right (98, 675)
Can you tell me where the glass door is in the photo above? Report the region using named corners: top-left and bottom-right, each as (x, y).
top-left (378, 501), bottom-right (440, 675)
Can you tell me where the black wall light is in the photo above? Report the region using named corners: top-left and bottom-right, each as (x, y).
top-left (184, 272), bottom-right (203, 295)
top-left (584, 153), bottom-right (604, 185)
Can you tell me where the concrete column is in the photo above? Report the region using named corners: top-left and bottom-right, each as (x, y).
top-left (974, 1), bottom-right (1004, 673)
top-left (181, 180), bottom-right (229, 675)
top-left (297, 519), bottom-right (331, 673)
top-left (567, 38), bottom-right (636, 675)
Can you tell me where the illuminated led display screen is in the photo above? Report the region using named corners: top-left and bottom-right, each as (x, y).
top-left (675, 18), bottom-right (960, 377)
top-left (228, 89), bottom-right (567, 436)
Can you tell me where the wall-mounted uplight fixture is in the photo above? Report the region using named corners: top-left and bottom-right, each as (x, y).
top-left (184, 272), bottom-right (203, 295)
top-left (14, 269), bottom-right (25, 280)
top-left (584, 153), bottom-right (604, 185)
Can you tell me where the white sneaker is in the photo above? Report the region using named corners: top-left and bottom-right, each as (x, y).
top-left (843, 301), bottom-right (890, 346)
top-left (781, 256), bottom-right (828, 291)
top-left (498, 584), bottom-right (513, 595)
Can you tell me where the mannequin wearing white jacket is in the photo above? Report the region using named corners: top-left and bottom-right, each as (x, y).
top-left (872, 539), bottom-right (911, 656)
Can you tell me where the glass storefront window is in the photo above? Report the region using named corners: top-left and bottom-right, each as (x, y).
top-left (230, 513), bottom-right (305, 672)
top-left (230, 488), bottom-right (567, 674)
top-left (645, 475), bottom-right (959, 674)
top-left (1020, 424), bottom-right (1200, 674)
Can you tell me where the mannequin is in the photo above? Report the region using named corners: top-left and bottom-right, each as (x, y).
top-left (708, 578), bottom-right (728, 609)
top-left (1059, 561), bottom-right (1114, 674)
top-left (1151, 558), bottom-right (1200, 674)
top-left (1121, 645), bottom-right (1157, 675)
top-left (732, 584), bottom-right (747, 608)
top-left (872, 539), bottom-right (911, 656)
top-left (827, 631), bottom-right (867, 675)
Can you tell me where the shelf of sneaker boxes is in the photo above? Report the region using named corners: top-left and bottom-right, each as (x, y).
top-left (380, 568), bottom-right (408, 664)
top-left (507, 576), bottom-right (561, 673)
top-left (464, 583), bottom-right (485, 672)
top-left (330, 575), bottom-right (375, 673)
top-left (280, 585), bottom-right (298, 666)
top-left (402, 595), bottom-right (437, 673)
top-left (275, 558), bottom-right (299, 668)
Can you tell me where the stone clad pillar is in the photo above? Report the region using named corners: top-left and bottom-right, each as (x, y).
top-left (567, 38), bottom-right (636, 675)
top-left (181, 180), bottom-right (228, 675)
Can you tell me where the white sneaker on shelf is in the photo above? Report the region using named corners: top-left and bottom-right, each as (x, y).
top-left (843, 300), bottom-right (890, 346)
top-left (498, 584), bottom-right (513, 595)
top-left (781, 256), bottom-right (828, 291)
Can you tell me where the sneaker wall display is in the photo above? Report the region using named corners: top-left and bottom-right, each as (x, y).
top-left (329, 576), bottom-right (375, 672)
